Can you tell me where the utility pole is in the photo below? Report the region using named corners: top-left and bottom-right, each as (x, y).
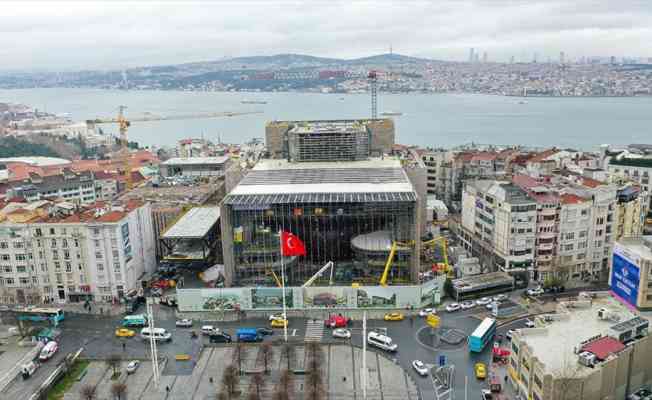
top-left (146, 297), bottom-right (160, 388)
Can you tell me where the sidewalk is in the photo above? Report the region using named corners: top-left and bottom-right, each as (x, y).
top-left (3, 302), bottom-right (125, 317)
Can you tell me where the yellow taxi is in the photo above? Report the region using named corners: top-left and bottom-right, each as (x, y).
top-left (383, 312), bottom-right (404, 321)
top-left (115, 328), bottom-right (136, 338)
top-left (474, 362), bottom-right (487, 379)
top-left (270, 318), bottom-right (288, 328)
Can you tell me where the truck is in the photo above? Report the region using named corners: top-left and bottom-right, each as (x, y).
top-left (236, 328), bottom-right (263, 343)
top-left (324, 314), bottom-right (351, 328)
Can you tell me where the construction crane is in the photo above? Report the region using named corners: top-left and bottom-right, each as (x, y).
top-left (266, 268), bottom-right (283, 288)
top-left (85, 107), bottom-right (263, 190)
top-left (302, 261), bottom-right (334, 287)
top-left (379, 236), bottom-right (452, 286)
top-left (368, 70), bottom-right (378, 120)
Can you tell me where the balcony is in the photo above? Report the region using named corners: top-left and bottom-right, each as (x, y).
top-left (538, 243), bottom-right (555, 251)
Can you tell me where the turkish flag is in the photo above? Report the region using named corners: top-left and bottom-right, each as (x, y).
top-left (280, 231), bottom-right (306, 257)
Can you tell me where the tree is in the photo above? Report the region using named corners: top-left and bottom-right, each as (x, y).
top-left (251, 372), bottom-right (264, 398)
top-left (110, 382), bottom-right (127, 400)
top-left (261, 342), bottom-right (273, 374)
top-left (272, 388), bottom-right (289, 400)
top-left (79, 384), bottom-right (97, 400)
top-left (105, 354), bottom-right (121, 378)
top-left (281, 343), bottom-right (293, 370)
top-left (216, 391), bottom-right (229, 400)
top-left (222, 364), bottom-right (239, 396)
top-left (235, 342), bottom-right (247, 375)
top-left (247, 391), bottom-right (261, 400)
top-left (279, 369), bottom-right (293, 395)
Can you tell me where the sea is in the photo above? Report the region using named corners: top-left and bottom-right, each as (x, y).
top-left (1, 88), bottom-right (652, 150)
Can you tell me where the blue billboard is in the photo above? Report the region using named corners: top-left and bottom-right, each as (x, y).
top-left (610, 253), bottom-right (640, 306)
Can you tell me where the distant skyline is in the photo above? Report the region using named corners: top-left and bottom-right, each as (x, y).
top-left (1, 1), bottom-right (651, 71)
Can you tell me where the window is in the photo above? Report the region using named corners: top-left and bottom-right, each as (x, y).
top-left (95, 252), bottom-right (103, 259)
top-left (97, 263), bottom-right (104, 271)
top-left (595, 240), bottom-right (602, 248)
top-left (3, 266), bottom-right (12, 273)
top-left (31, 276), bottom-right (38, 284)
top-left (35, 228), bottom-right (43, 237)
top-left (13, 241), bottom-right (23, 249)
top-left (112, 250), bottom-right (119, 258)
top-left (42, 276), bottom-right (49, 284)
top-left (565, 244), bottom-right (574, 251)
top-left (93, 228), bottom-right (100, 235)
top-left (577, 253), bottom-right (586, 260)
top-left (54, 261), bottom-right (61, 270)
top-left (40, 263), bottom-right (47, 272)
top-left (38, 251), bottom-right (44, 259)
top-left (1, 255), bottom-right (9, 261)
top-left (49, 228), bottom-right (55, 235)
top-left (62, 239), bottom-right (68, 248)
top-left (52, 250), bottom-right (59, 260)
top-left (579, 230), bottom-right (587, 238)
top-left (65, 262), bottom-right (72, 272)
top-left (578, 241), bottom-right (587, 249)
top-left (0, 242), bottom-right (7, 249)
top-left (581, 209), bottom-right (589, 216)
top-left (64, 250), bottom-right (70, 260)
top-left (74, 239), bottom-right (79, 248)
top-left (94, 240), bottom-right (101, 248)
top-left (51, 239), bottom-right (57, 247)
top-left (16, 266), bottom-right (26, 273)
top-left (56, 274), bottom-right (62, 284)
top-left (113, 263), bottom-right (121, 272)
top-left (15, 254), bottom-right (26, 261)
top-left (5, 278), bottom-right (14, 285)
top-left (565, 232), bottom-right (574, 240)
top-left (36, 239), bottom-right (42, 248)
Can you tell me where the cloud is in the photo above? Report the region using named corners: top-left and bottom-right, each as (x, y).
top-left (1, 0), bottom-right (651, 71)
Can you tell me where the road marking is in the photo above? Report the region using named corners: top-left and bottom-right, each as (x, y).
top-left (304, 320), bottom-right (324, 342)
top-left (291, 329), bottom-right (297, 336)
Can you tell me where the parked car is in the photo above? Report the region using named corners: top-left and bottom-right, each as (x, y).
top-left (201, 325), bottom-right (218, 335)
top-left (126, 360), bottom-right (140, 374)
top-left (460, 300), bottom-right (475, 310)
top-left (506, 329), bottom-right (515, 340)
top-left (445, 303), bottom-right (461, 312)
top-left (628, 387), bottom-right (652, 400)
top-left (418, 308), bottom-right (435, 317)
top-left (492, 294), bottom-right (508, 302)
top-left (474, 362), bottom-right (487, 379)
top-left (412, 360), bottom-right (429, 376)
top-left (476, 297), bottom-right (492, 306)
top-left (383, 312), bottom-right (404, 321)
top-left (257, 328), bottom-right (274, 336)
top-left (325, 315), bottom-right (351, 328)
top-left (270, 319), bottom-right (288, 328)
top-left (524, 319), bottom-right (535, 328)
top-left (486, 302), bottom-right (498, 310)
top-left (115, 328), bottom-right (136, 338)
top-left (175, 319), bottom-right (193, 328)
top-left (526, 287), bottom-right (545, 296)
top-left (332, 328), bottom-right (351, 339)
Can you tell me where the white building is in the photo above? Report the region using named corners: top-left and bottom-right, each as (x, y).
top-left (0, 200), bottom-right (155, 304)
top-left (160, 156), bottom-right (230, 178)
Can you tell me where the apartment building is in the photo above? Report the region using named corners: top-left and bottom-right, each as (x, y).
top-left (606, 157), bottom-right (652, 234)
top-left (420, 148), bottom-right (453, 203)
top-left (0, 199), bottom-right (155, 304)
top-left (6, 169), bottom-right (96, 204)
top-left (460, 180), bottom-right (536, 284)
top-left (508, 293), bottom-right (651, 400)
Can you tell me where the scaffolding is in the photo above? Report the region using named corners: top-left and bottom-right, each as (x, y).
top-left (287, 121), bottom-right (370, 162)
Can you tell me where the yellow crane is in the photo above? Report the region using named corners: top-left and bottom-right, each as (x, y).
top-left (86, 107), bottom-right (263, 190)
top-left (379, 236), bottom-right (452, 286)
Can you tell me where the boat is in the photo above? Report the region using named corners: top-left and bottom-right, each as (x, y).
top-left (518, 100), bottom-right (528, 105)
top-left (380, 111), bottom-right (403, 116)
top-left (241, 100), bottom-right (267, 105)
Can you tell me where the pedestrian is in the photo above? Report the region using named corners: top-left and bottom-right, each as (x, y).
top-left (166, 386), bottom-right (170, 393)
top-left (209, 377), bottom-right (213, 384)
top-left (100, 307), bottom-right (103, 315)
top-left (122, 342), bottom-right (126, 351)
top-left (504, 375), bottom-right (508, 383)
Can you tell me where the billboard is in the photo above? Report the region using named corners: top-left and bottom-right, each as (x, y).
top-left (610, 249), bottom-right (641, 307)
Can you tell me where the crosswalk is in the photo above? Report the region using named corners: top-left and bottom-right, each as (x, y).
top-left (304, 319), bottom-right (325, 342)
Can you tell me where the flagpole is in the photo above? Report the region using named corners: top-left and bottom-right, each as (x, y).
top-left (279, 230), bottom-right (288, 342)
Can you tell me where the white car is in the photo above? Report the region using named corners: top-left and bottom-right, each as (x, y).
top-left (126, 360), bottom-right (140, 374)
top-left (486, 302), bottom-right (498, 310)
top-left (445, 303), bottom-right (461, 312)
top-left (481, 389), bottom-right (493, 400)
top-left (418, 308), bottom-right (435, 317)
top-left (527, 287), bottom-right (545, 296)
top-left (175, 319), bottom-right (193, 328)
top-left (476, 297), bottom-right (492, 306)
top-left (332, 328), bottom-right (351, 339)
top-left (412, 360), bottom-right (429, 376)
top-left (506, 329), bottom-right (515, 340)
top-left (524, 319), bottom-right (535, 328)
top-left (201, 325), bottom-right (218, 335)
top-left (460, 300), bottom-right (475, 310)
top-left (269, 313), bottom-right (287, 321)
top-left (493, 294), bottom-right (508, 302)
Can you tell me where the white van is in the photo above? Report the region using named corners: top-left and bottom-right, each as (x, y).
top-left (367, 331), bottom-right (398, 352)
top-left (140, 327), bottom-right (172, 342)
top-left (39, 341), bottom-right (58, 361)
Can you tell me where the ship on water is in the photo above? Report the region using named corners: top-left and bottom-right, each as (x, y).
top-left (241, 100), bottom-right (267, 105)
top-left (380, 110), bottom-right (403, 116)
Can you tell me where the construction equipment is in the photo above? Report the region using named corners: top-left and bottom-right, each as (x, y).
top-left (266, 268), bottom-right (283, 288)
top-left (423, 236), bottom-right (454, 278)
top-left (379, 242), bottom-right (398, 287)
top-left (86, 108), bottom-right (262, 190)
top-left (302, 261), bottom-right (334, 287)
top-left (379, 236), bottom-right (452, 287)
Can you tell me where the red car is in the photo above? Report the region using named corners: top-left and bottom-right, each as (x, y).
top-left (324, 315), bottom-right (351, 328)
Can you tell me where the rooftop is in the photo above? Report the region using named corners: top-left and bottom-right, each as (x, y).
top-left (161, 156), bottom-right (229, 166)
top-left (516, 295), bottom-right (641, 377)
top-left (616, 236), bottom-right (652, 261)
top-left (289, 120), bottom-right (367, 135)
top-left (229, 158), bottom-right (414, 196)
top-left (452, 271), bottom-right (514, 292)
top-left (0, 157), bottom-right (70, 167)
top-left (161, 207), bottom-right (220, 239)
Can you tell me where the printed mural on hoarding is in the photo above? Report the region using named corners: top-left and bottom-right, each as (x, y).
top-left (201, 288), bottom-right (245, 311)
top-left (303, 287), bottom-right (348, 308)
top-left (251, 287), bottom-right (293, 309)
top-left (611, 247), bottom-right (640, 307)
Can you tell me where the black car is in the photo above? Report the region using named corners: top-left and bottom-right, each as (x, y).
top-left (209, 332), bottom-right (232, 343)
top-left (257, 327), bottom-right (274, 336)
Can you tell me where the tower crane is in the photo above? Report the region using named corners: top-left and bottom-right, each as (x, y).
top-left (85, 107), bottom-right (263, 190)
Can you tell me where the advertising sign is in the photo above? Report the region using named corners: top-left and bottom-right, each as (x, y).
top-left (610, 251), bottom-right (640, 307)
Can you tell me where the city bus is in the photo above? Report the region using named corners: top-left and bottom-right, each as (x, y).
top-left (16, 308), bottom-right (65, 327)
top-left (468, 317), bottom-right (497, 352)
top-left (122, 314), bottom-right (148, 327)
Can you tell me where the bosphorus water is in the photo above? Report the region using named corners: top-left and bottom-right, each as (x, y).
top-left (2, 88), bottom-right (651, 150)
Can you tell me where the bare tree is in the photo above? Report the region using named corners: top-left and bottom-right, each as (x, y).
top-left (305, 370), bottom-right (325, 400)
top-left (279, 368), bottom-right (293, 396)
top-left (247, 391), bottom-right (261, 400)
top-left (235, 342), bottom-right (247, 375)
top-left (110, 382), bottom-right (127, 400)
top-left (281, 343), bottom-right (293, 370)
top-left (273, 388), bottom-right (289, 400)
top-left (216, 390), bottom-right (229, 400)
top-left (105, 354), bottom-right (121, 378)
top-left (261, 342), bottom-right (273, 374)
top-left (251, 372), bottom-right (264, 398)
top-left (79, 384), bottom-right (97, 400)
top-left (222, 364), bottom-right (240, 396)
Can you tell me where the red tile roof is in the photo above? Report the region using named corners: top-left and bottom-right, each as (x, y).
top-left (528, 148), bottom-right (559, 163)
top-left (581, 336), bottom-right (625, 360)
top-left (471, 152), bottom-right (497, 162)
top-left (560, 193), bottom-right (586, 204)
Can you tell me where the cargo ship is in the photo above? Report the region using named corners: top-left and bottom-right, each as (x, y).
top-left (241, 100), bottom-right (267, 105)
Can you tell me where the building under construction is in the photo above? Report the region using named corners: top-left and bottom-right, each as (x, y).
top-left (220, 158), bottom-right (420, 287)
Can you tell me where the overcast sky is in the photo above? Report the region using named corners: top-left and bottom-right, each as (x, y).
top-left (1, 0), bottom-right (651, 71)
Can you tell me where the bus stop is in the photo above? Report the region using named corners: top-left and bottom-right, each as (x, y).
top-left (449, 272), bottom-right (515, 301)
